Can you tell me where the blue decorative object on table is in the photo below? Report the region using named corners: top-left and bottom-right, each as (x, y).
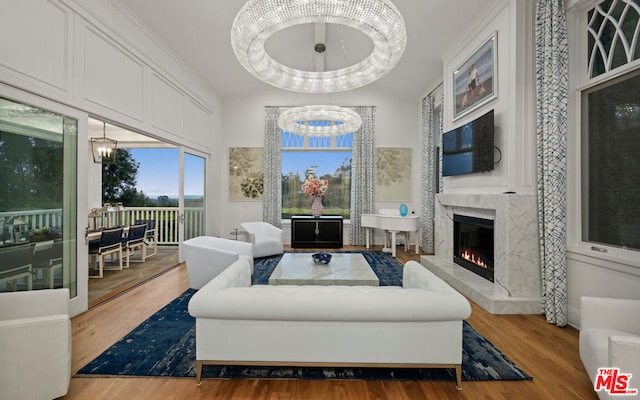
top-left (399, 203), bottom-right (408, 217)
top-left (312, 252), bottom-right (332, 265)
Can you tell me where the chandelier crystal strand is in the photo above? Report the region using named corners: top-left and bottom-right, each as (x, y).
top-left (278, 105), bottom-right (362, 136)
top-left (232, 0), bottom-right (407, 93)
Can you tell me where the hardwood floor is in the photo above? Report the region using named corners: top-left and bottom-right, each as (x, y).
top-left (63, 246), bottom-right (597, 400)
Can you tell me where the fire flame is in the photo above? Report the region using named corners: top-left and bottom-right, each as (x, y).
top-left (461, 249), bottom-right (489, 269)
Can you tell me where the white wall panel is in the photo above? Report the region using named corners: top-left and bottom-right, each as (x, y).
top-left (185, 98), bottom-right (213, 149)
top-left (440, 0), bottom-right (536, 195)
top-left (150, 72), bottom-right (184, 137)
top-left (219, 85), bottom-right (419, 239)
top-left (0, 0), bottom-right (71, 94)
top-left (83, 27), bottom-right (145, 121)
top-left (567, 252), bottom-right (640, 327)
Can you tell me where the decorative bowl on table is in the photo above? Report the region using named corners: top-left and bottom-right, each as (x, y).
top-left (312, 252), bottom-right (332, 265)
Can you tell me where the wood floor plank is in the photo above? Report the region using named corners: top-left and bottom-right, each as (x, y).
top-left (62, 245), bottom-right (597, 400)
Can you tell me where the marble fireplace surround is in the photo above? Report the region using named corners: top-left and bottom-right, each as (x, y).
top-left (421, 193), bottom-right (543, 314)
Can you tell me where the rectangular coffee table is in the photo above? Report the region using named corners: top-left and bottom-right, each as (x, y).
top-left (268, 253), bottom-right (379, 286)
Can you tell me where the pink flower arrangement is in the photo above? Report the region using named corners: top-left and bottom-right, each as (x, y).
top-left (302, 176), bottom-right (329, 197)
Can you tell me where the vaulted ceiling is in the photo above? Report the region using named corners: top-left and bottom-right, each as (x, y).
top-left (117, 0), bottom-right (494, 101)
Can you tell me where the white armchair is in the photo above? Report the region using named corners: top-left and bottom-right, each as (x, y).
top-left (182, 236), bottom-right (254, 289)
top-left (579, 296), bottom-right (640, 400)
top-left (0, 288), bottom-right (71, 400)
top-left (240, 221), bottom-right (284, 258)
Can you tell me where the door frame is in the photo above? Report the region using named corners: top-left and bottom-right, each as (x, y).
top-left (0, 83), bottom-right (89, 317)
top-left (178, 147), bottom-right (209, 262)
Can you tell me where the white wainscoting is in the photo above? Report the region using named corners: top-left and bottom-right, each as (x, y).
top-left (0, 1), bottom-right (73, 97)
top-left (149, 72), bottom-right (184, 137)
top-left (83, 26), bottom-right (146, 121)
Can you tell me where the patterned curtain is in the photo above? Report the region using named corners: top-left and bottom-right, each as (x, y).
top-left (535, 0), bottom-right (568, 327)
top-left (263, 106), bottom-right (282, 227)
top-left (438, 89), bottom-right (444, 194)
top-left (420, 85), bottom-right (443, 254)
top-left (349, 106), bottom-right (376, 246)
top-left (421, 94), bottom-right (435, 253)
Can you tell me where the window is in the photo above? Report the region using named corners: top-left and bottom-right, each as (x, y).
top-left (587, 0), bottom-right (640, 78)
top-left (581, 69), bottom-right (640, 251)
top-left (580, 0), bottom-right (640, 253)
top-left (281, 130), bottom-right (352, 219)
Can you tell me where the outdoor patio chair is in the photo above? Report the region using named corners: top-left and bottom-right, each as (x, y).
top-left (135, 219), bottom-right (157, 258)
top-left (0, 242), bottom-right (35, 291)
top-left (121, 224), bottom-right (147, 268)
top-left (32, 239), bottom-right (63, 289)
top-left (88, 227), bottom-right (124, 278)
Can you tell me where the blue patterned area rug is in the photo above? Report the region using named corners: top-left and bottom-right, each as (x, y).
top-left (77, 251), bottom-right (531, 382)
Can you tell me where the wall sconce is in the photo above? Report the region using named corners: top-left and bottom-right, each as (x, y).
top-left (91, 122), bottom-right (117, 164)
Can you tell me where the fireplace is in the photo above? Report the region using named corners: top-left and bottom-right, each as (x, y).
top-left (422, 194), bottom-right (542, 314)
top-left (453, 214), bottom-right (494, 282)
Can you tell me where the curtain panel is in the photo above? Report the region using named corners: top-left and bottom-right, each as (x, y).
top-left (349, 106), bottom-right (376, 246)
top-left (420, 94), bottom-right (435, 254)
top-left (420, 85), bottom-right (443, 254)
top-left (535, 0), bottom-right (569, 327)
top-left (438, 89), bottom-right (444, 194)
top-left (263, 106), bottom-right (282, 227)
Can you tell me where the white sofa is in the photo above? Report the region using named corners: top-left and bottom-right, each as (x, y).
top-left (580, 296), bottom-right (640, 400)
top-left (188, 259), bottom-right (472, 388)
top-left (182, 236), bottom-right (253, 289)
top-left (0, 289), bottom-right (71, 400)
top-left (240, 221), bottom-right (284, 258)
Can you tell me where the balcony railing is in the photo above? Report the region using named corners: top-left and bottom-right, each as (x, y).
top-left (1, 209), bottom-right (63, 245)
top-left (1, 207), bottom-right (205, 246)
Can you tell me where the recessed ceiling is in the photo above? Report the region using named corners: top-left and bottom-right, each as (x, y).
top-left (117, 0), bottom-right (494, 100)
top-left (264, 23), bottom-right (374, 72)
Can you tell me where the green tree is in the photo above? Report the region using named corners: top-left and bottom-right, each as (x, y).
top-left (120, 188), bottom-right (149, 207)
top-left (0, 133), bottom-right (64, 211)
top-left (156, 195), bottom-right (177, 207)
top-left (102, 149), bottom-right (147, 205)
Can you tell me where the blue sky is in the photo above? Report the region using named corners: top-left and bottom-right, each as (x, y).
top-left (129, 148), bottom-right (204, 198)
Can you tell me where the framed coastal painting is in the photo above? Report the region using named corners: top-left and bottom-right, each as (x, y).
top-left (376, 147), bottom-right (412, 201)
top-left (453, 32), bottom-right (497, 120)
top-left (228, 147), bottom-right (264, 201)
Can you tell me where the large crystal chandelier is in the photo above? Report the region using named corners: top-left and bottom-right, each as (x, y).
top-left (231, 0), bottom-right (407, 93)
top-left (278, 105), bottom-right (362, 136)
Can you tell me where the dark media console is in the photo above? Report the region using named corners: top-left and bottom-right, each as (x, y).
top-left (290, 216), bottom-right (343, 248)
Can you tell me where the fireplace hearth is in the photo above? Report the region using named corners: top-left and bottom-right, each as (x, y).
top-left (422, 193), bottom-right (542, 314)
top-left (453, 214), bottom-right (494, 282)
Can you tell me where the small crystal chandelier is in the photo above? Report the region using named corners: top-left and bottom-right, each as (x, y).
top-left (231, 0), bottom-right (407, 93)
top-left (278, 105), bottom-right (362, 136)
top-left (91, 122), bottom-right (117, 164)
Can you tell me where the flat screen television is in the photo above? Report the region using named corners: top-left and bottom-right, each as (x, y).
top-left (442, 109), bottom-right (494, 176)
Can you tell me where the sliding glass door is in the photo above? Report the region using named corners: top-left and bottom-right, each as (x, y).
top-left (182, 151), bottom-right (206, 241)
top-left (0, 96), bottom-right (78, 296)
